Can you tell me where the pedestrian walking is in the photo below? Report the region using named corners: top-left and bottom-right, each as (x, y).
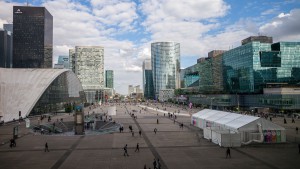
top-left (296, 127), bottom-right (298, 134)
top-left (45, 142), bottom-right (49, 152)
top-left (284, 118), bottom-right (287, 124)
top-left (179, 123), bottom-right (183, 129)
top-left (157, 119), bottom-right (159, 124)
top-left (226, 147), bottom-right (231, 158)
top-left (292, 117), bottom-right (295, 123)
top-left (157, 158), bottom-right (161, 169)
top-left (12, 139), bottom-right (16, 147)
top-left (153, 159), bottom-right (157, 169)
top-left (135, 143), bottom-right (139, 152)
top-left (154, 128), bottom-right (157, 134)
top-left (9, 139), bottom-right (13, 148)
top-left (139, 130), bottom-right (142, 137)
top-left (123, 144), bottom-right (129, 156)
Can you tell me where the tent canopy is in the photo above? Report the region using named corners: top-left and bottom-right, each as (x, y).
top-left (192, 109), bottom-right (284, 131)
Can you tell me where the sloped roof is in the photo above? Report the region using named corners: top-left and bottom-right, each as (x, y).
top-left (225, 115), bottom-right (259, 129)
top-left (0, 68), bottom-right (81, 122)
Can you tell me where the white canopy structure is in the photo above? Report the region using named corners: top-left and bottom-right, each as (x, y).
top-left (192, 109), bottom-right (286, 146)
top-left (0, 68), bottom-right (85, 122)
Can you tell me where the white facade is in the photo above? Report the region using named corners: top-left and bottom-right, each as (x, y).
top-left (72, 46), bottom-right (104, 103)
top-left (128, 85), bottom-right (134, 96)
top-left (158, 89), bottom-right (174, 102)
top-left (75, 46), bottom-right (104, 90)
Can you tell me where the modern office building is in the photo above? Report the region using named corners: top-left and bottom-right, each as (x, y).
top-left (12, 6), bottom-right (53, 68)
top-left (0, 29), bottom-right (12, 68)
top-left (72, 46), bottom-right (104, 103)
top-left (0, 24), bottom-right (13, 68)
top-left (54, 55), bottom-right (69, 69)
top-left (223, 41), bottom-right (300, 94)
top-left (0, 68), bottom-right (85, 122)
top-left (158, 89), bottom-right (174, 102)
top-left (183, 64), bottom-right (199, 88)
top-left (128, 85), bottom-right (143, 99)
top-left (241, 36), bottom-right (273, 45)
top-left (151, 42), bottom-right (180, 99)
top-left (3, 24), bottom-right (13, 33)
top-left (69, 49), bottom-right (75, 72)
top-left (128, 85), bottom-right (134, 96)
top-left (182, 36), bottom-right (300, 112)
top-left (143, 59), bottom-right (154, 99)
top-left (105, 70), bottom-right (114, 88)
top-left (198, 51), bottom-right (224, 93)
top-left (208, 50), bottom-right (226, 58)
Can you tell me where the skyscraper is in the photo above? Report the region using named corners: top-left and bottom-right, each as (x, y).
top-left (13, 6), bottom-right (53, 68)
top-left (151, 42), bottom-right (180, 98)
top-left (0, 29), bottom-right (12, 68)
top-left (74, 46), bottom-right (104, 103)
top-left (69, 49), bottom-right (75, 72)
top-left (105, 70), bottom-right (114, 88)
top-left (143, 59), bottom-right (154, 99)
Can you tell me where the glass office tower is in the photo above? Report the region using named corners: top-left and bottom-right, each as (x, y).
top-left (105, 70), bottom-right (114, 88)
top-left (143, 59), bottom-right (154, 99)
top-left (57, 56), bottom-right (69, 69)
top-left (13, 6), bottom-right (53, 68)
top-left (151, 42), bottom-right (180, 98)
top-left (223, 41), bottom-right (300, 94)
top-left (183, 64), bottom-right (199, 88)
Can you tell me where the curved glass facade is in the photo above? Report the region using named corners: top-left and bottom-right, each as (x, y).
top-left (151, 42), bottom-right (180, 98)
top-left (31, 71), bottom-right (86, 115)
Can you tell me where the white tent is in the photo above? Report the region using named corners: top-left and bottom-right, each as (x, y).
top-left (192, 109), bottom-right (286, 146)
top-left (204, 127), bottom-right (241, 147)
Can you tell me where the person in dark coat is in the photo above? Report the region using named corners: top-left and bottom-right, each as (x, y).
top-left (123, 144), bottom-right (129, 156)
top-left (45, 142), bottom-right (49, 152)
top-left (135, 143), bottom-right (139, 152)
top-left (153, 159), bottom-right (157, 169)
top-left (226, 147), bottom-right (231, 158)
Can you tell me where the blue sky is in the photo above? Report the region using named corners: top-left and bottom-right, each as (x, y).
top-left (1, 0), bottom-right (300, 94)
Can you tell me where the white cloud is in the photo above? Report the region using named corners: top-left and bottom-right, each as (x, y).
top-left (259, 9), bottom-right (300, 41)
top-left (0, 1), bottom-right (24, 27)
top-left (140, 0), bottom-right (230, 57)
top-left (92, 0), bottom-right (138, 31)
top-left (261, 8), bottom-right (279, 16)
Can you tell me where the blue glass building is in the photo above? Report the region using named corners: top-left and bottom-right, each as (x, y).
top-left (151, 42), bottom-right (180, 98)
top-left (223, 41), bottom-right (300, 94)
top-left (143, 59), bottom-right (154, 99)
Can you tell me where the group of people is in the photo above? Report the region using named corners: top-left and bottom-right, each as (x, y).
top-left (142, 159), bottom-right (161, 169)
top-left (123, 143), bottom-right (140, 156)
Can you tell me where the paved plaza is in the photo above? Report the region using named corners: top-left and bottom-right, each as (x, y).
top-left (0, 104), bottom-right (299, 169)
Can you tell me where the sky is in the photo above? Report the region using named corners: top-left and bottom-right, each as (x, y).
top-left (1, 0), bottom-right (300, 95)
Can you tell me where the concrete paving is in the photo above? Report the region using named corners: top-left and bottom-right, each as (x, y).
top-left (0, 103), bottom-right (299, 169)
